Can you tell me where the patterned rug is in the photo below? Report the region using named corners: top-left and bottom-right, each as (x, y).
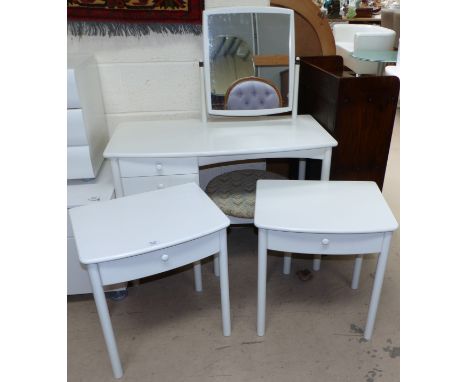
top-left (68, 0), bottom-right (204, 36)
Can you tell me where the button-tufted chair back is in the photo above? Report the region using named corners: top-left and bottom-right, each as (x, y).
top-left (225, 77), bottom-right (282, 110)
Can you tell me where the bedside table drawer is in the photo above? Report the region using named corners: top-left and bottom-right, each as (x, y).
top-left (267, 231), bottom-right (385, 255)
top-left (121, 174), bottom-right (199, 196)
top-left (119, 157), bottom-right (198, 177)
top-left (67, 109), bottom-right (88, 146)
top-left (97, 231), bottom-right (219, 285)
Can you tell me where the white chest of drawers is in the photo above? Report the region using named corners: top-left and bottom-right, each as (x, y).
top-left (67, 160), bottom-right (126, 295)
top-left (67, 56), bottom-right (108, 179)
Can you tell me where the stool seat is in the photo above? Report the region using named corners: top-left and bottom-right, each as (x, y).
top-left (206, 169), bottom-right (286, 219)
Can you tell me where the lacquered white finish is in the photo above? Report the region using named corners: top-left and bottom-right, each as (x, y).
top-left (121, 174), bottom-right (199, 196)
top-left (69, 183), bottom-right (232, 378)
top-left (70, 183), bottom-right (229, 264)
top-left (119, 157), bottom-right (198, 177)
top-left (255, 181), bottom-right (398, 233)
top-left (203, 7), bottom-right (295, 116)
top-left (267, 231), bottom-right (385, 254)
top-left (104, 115), bottom-right (336, 198)
top-left (255, 180), bottom-right (398, 340)
top-left (88, 263), bottom-right (124, 379)
top-left (67, 56), bottom-right (108, 179)
top-left (67, 160), bottom-right (123, 295)
top-left (104, 115), bottom-right (337, 159)
top-left (97, 231), bottom-right (220, 285)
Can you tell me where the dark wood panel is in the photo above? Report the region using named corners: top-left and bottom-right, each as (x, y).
top-left (298, 56), bottom-right (399, 189)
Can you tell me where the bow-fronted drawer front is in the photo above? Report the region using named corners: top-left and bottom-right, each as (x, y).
top-left (121, 174), bottom-right (199, 196)
top-left (119, 157), bottom-right (198, 177)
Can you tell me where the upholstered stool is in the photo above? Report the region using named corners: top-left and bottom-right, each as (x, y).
top-left (69, 183), bottom-right (231, 378)
top-left (206, 169), bottom-right (286, 220)
top-left (255, 180), bottom-right (398, 340)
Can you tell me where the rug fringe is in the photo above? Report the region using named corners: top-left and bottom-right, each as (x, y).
top-left (67, 21), bottom-right (202, 37)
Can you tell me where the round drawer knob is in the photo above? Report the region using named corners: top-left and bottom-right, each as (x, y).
top-left (161, 254), bottom-right (169, 262)
top-left (156, 164), bottom-right (163, 171)
top-left (321, 238), bottom-right (329, 245)
top-left (157, 184), bottom-right (164, 189)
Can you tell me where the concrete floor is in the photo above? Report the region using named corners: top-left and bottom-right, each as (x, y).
top-left (68, 111), bottom-right (400, 382)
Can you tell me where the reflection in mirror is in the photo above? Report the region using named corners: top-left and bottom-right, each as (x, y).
top-left (204, 9), bottom-right (294, 115)
top-left (210, 35), bottom-right (255, 109)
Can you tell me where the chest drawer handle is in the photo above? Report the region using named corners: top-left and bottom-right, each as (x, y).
top-left (156, 163), bottom-right (163, 171)
top-left (157, 183), bottom-right (165, 189)
top-left (321, 238), bottom-right (329, 245)
top-left (161, 254), bottom-right (169, 262)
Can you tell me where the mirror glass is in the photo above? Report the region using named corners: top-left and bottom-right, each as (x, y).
top-left (203, 8), bottom-right (294, 116)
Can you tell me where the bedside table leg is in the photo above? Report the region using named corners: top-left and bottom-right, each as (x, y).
top-left (364, 232), bottom-right (392, 340)
top-left (352, 254), bottom-right (364, 289)
top-left (219, 229), bottom-right (231, 336)
top-left (313, 255), bottom-right (321, 271)
top-left (283, 252), bottom-right (292, 274)
top-left (213, 253), bottom-right (220, 277)
top-left (257, 229), bottom-right (268, 336)
top-left (193, 261), bottom-right (203, 292)
top-left (88, 264), bottom-right (123, 379)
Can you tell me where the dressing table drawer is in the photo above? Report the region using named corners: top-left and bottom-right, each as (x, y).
top-left (119, 157), bottom-right (198, 177)
top-left (121, 174), bottom-right (199, 196)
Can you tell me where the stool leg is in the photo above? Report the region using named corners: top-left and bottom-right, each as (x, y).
top-left (364, 232), bottom-right (392, 340)
top-left (87, 264), bottom-right (123, 379)
top-left (218, 229), bottom-right (231, 336)
top-left (351, 255), bottom-right (364, 290)
top-left (283, 252), bottom-right (292, 275)
top-left (257, 228), bottom-right (268, 336)
top-left (298, 159), bottom-right (306, 180)
top-left (193, 261), bottom-right (202, 292)
top-left (214, 253), bottom-right (220, 277)
top-left (313, 255), bottom-right (321, 271)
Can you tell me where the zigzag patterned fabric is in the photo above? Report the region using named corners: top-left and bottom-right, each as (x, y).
top-left (206, 169), bottom-right (286, 219)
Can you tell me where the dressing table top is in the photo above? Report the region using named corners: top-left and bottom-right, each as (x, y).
top-left (104, 115), bottom-right (337, 158)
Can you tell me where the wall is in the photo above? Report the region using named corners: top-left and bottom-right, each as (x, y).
top-left (68, 0), bottom-right (270, 188)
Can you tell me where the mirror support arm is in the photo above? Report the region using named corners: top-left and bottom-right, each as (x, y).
top-left (292, 59), bottom-right (300, 120)
top-left (199, 62), bottom-right (207, 123)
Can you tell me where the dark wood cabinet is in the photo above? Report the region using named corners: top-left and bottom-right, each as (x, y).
top-left (298, 56), bottom-right (399, 189)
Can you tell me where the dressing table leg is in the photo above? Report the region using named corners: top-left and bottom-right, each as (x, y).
top-left (351, 254), bottom-right (364, 289)
top-left (298, 159), bottom-right (306, 180)
top-left (283, 252), bottom-right (292, 274)
top-left (219, 229), bottom-right (231, 336)
top-left (214, 253), bottom-right (220, 277)
top-left (110, 159), bottom-right (124, 198)
top-left (88, 264), bottom-right (123, 379)
top-left (193, 261), bottom-right (203, 292)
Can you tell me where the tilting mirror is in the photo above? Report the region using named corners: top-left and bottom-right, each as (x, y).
top-left (203, 7), bottom-right (295, 116)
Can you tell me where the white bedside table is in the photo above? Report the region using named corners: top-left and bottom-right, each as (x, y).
top-left (254, 180), bottom-right (398, 340)
top-left (69, 183), bottom-right (231, 378)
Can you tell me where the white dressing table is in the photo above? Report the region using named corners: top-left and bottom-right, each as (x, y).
top-left (104, 115), bottom-right (337, 198)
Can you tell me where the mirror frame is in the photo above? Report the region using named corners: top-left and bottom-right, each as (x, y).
top-left (203, 6), bottom-right (295, 117)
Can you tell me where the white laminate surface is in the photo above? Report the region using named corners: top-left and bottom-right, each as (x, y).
top-left (69, 183), bottom-right (230, 264)
top-left (254, 180), bottom-right (398, 234)
top-left (103, 115), bottom-right (337, 158)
